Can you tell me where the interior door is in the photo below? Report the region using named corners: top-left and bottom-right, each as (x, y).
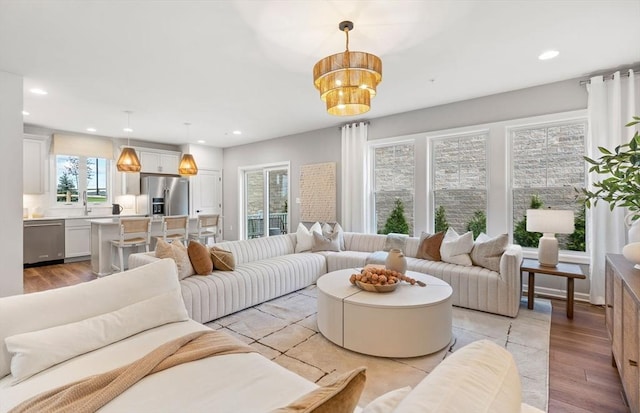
top-left (243, 166), bottom-right (289, 239)
top-left (192, 169), bottom-right (222, 216)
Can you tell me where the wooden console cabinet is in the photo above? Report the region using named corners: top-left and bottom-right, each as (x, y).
top-left (605, 254), bottom-right (640, 412)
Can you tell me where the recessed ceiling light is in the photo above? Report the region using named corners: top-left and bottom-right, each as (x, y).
top-left (123, 127), bottom-right (133, 133)
top-left (538, 50), bottom-right (559, 61)
top-left (197, 140), bottom-right (205, 144)
top-left (29, 88), bottom-right (48, 95)
top-left (22, 110), bottom-right (29, 116)
top-left (86, 127), bottom-right (97, 132)
top-left (232, 130), bottom-right (242, 135)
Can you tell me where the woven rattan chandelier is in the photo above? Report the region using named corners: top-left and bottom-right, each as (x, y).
top-left (313, 21), bottom-right (382, 116)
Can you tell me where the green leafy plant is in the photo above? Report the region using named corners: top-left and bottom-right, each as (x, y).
top-left (513, 194), bottom-right (543, 247)
top-left (434, 205), bottom-right (449, 233)
top-left (581, 116), bottom-right (640, 216)
top-left (566, 206), bottom-right (586, 251)
top-left (379, 198), bottom-right (409, 235)
top-left (466, 210), bottom-right (486, 238)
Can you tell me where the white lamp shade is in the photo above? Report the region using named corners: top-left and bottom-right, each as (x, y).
top-left (526, 209), bottom-right (574, 234)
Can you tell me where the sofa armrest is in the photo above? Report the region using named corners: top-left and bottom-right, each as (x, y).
top-left (499, 244), bottom-right (523, 317)
top-left (128, 252), bottom-right (160, 269)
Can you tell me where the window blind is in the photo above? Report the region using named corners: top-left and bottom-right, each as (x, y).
top-left (52, 134), bottom-right (114, 160)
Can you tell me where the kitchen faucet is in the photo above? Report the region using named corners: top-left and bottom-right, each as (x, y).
top-left (82, 190), bottom-right (92, 216)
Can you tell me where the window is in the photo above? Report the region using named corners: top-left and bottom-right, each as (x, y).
top-left (432, 133), bottom-right (487, 237)
top-left (55, 155), bottom-right (109, 204)
top-left (373, 142), bottom-right (414, 234)
top-left (511, 121), bottom-right (587, 252)
top-left (242, 164), bottom-right (289, 239)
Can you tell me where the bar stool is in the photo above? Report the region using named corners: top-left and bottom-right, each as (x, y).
top-left (189, 214), bottom-right (219, 246)
top-left (162, 215), bottom-right (189, 246)
top-left (110, 217), bottom-right (152, 272)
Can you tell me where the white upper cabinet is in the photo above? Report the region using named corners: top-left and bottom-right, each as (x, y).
top-left (139, 150), bottom-right (180, 174)
top-left (23, 135), bottom-right (47, 194)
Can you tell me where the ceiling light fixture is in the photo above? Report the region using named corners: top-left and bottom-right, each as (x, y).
top-left (178, 123), bottom-right (198, 176)
top-left (313, 21), bottom-right (382, 116)
top-left (86, 127), bottom-right (96, 132)
top-left (116, 110), bottom-right (141, 173)
top-left (22, 111), bottom-right (29, 116)
top-left (232, 130), bottom-right (242, 135)
top-left (197, 139), bottom-right (206, 144)
top-left (538, 50), bottom-right (559, 60)
top-left (29, 88), bottom-right (47, 95)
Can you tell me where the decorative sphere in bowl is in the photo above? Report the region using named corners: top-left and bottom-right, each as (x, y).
top-left (622, 242), bottom-right (640, 270)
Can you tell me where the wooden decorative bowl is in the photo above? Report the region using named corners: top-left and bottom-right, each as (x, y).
top-left (355, 280), bottom-right (398, 293)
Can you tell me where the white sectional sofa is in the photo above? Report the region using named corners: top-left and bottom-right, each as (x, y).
top-left (130, 231), bottom-right (523, 323)
top-left (0, 259), bottom-right (542, 412)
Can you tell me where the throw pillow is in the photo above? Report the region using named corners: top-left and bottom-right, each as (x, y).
top-left (440, 228), bottom-right (474, 266)
top-left (416, 231), bottom-right (444, 261)
top-left (471, 233), bottom-right (508, 272)
top-left (312, 231), bottom-right (341, 252)
top-left (155, 239), bottom-right (196, 280)
top-left (211, 246), bottom-right (235, 271)
top-left (322, 222), bottom-right (345, 251)
top-left (383, 233), bottom-right (409, 252)
top-left (271, 367), bottom-right (366, 413)
top-left (295, 222), bottom-right (322, 253)
top-left (362, 386), bottom-right (412, 413)
top-left (187, 240), bottom-right (213, 275)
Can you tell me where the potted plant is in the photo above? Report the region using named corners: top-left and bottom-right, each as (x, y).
top-left (581, 116), bottom-right (640, 242)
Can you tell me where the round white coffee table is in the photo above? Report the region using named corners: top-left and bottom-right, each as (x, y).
top-left (317, 269), bottom-right (452, 358)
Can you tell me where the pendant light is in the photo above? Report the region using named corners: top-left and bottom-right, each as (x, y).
top-left (116, 111), bottom-right (141, 173)
top-left (313, 21), bottom-right (382, 116)
top-left (178, 123), bottom-right (198, 176)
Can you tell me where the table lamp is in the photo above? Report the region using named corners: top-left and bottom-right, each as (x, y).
top-left (526, 209), bottom-right (574, 267)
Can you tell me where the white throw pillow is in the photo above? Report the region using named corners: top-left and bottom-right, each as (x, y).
top-left (295, 222), bottom-right (322, 253)
top-left (440, 228), bottom-right (474, 266)
top-left (471, 233), bottom-right (508, 272)
top-left (5, 289), bottom-right (188, 382)
top-left (322, 222), bottom-right (345, 251)
top-left (362, 386), bottom-right (412, 413)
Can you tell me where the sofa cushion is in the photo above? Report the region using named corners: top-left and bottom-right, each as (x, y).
top-left (440, 228), bottom-right (473, 266)
top-left (6, 289), bottom-right (188, 382)
top-left (216, 234), bottom-right (296, 265)
top-left (295, 222), bottom-right (322, 253)
top-left (471, 233), bottom-right (508, 272)
top-left (211, 247), bottom-right (235, 271)
top-left (271, 367), bottom-right (366, 413)
top-left (416, 231), bottom-right (444, 261)
top-left (188, 240), bottom-right (213, 275)
top-left (156, 239), bottom-right (196, 279)
top-left (393, 340), bottom-right (522, 413)
top-left (0, 259), bottom-right (181, 379)
top-left (362, 386), bottom-right (412, 413)
top-left (312, 231), bottom-right (341, 252)
top-left (383, 233), bottom-right (409, 252)
top-left (325, 251), bottom-right (371, 273)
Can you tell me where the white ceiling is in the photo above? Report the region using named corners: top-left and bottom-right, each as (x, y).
top-left (1, 1), bottom-right (639, 148)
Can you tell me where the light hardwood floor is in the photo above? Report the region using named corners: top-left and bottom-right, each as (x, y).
top-left (23, 261), bottom-right (629, 412)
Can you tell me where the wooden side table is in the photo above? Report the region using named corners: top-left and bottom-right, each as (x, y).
top-left (520, 258), bottom-right (586, 319)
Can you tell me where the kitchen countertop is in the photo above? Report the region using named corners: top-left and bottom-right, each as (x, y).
top-left (23, 214), bottom-right (145, 222)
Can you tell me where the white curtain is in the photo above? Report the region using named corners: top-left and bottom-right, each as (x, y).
top-left (341, 122), bottom-right (369, 232)
top-left (587, 69), bottom-right (639, 304)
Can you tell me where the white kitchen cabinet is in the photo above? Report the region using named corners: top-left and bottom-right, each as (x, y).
top-left (139, 150), bottom-right (180, 174)
top-left (23, 135), bottom-right (47, 194)
top-left (65, 219), bottom-right (91, 258)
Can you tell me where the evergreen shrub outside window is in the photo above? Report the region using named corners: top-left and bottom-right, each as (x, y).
top-left (511, 121), bottom-right (587, 251)
top-left (373, 142), bottom-right (414, 234)
top-left (432, 133), bottom-right (487, 235)
top-left (55, 155), bottom-right (109, 204)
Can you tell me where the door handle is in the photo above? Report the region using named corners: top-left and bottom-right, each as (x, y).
top-left (25, 223), bottom-right (63, 228)
top-left (629, 360), bottom-right (638, 367)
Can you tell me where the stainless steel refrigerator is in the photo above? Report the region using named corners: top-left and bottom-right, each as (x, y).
top-left (138, 174), bottom-right (189, 217)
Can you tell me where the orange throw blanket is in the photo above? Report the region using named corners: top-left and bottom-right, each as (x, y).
top-left (9, 330), bottom-right (255, 413)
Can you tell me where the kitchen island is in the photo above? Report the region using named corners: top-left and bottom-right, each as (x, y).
top-left (90, 217), bottom-right (197, 276)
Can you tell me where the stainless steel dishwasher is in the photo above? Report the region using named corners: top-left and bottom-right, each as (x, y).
top-left (23, 219), bottom-right (65, 265)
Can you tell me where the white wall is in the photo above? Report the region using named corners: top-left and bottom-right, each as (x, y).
top-left (0, 70), bottom-right (24, 297)
top-left (181, 144), bottom-right (223, 170)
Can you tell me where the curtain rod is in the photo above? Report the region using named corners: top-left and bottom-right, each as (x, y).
top-left (579, 67), bottom-right (639, 85)
top-left (338, 121), bottom-right (370, 130)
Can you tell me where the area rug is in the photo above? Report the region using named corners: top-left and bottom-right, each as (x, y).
top-left (204, 285), bottom-right (551, 411)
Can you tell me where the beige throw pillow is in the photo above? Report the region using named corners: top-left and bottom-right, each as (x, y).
top-left (187, 240), bottom-right (213, 275)
top-left (440, 228), bottom-right (474, 266)
top-left (211, 246), bottom-right (235, 271)
top-left (312, 231), bottom-right (341, 252)
top-left (322, 222), bottom-right (345, 251)
top-left (155, 239), bottom-right (196, 280)
top-left (471, 233), bottom-right (508, 272)
top-left (271, 367), bottom-right (366, 413)
top-left (416, 231), bottom-right (444, 261)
